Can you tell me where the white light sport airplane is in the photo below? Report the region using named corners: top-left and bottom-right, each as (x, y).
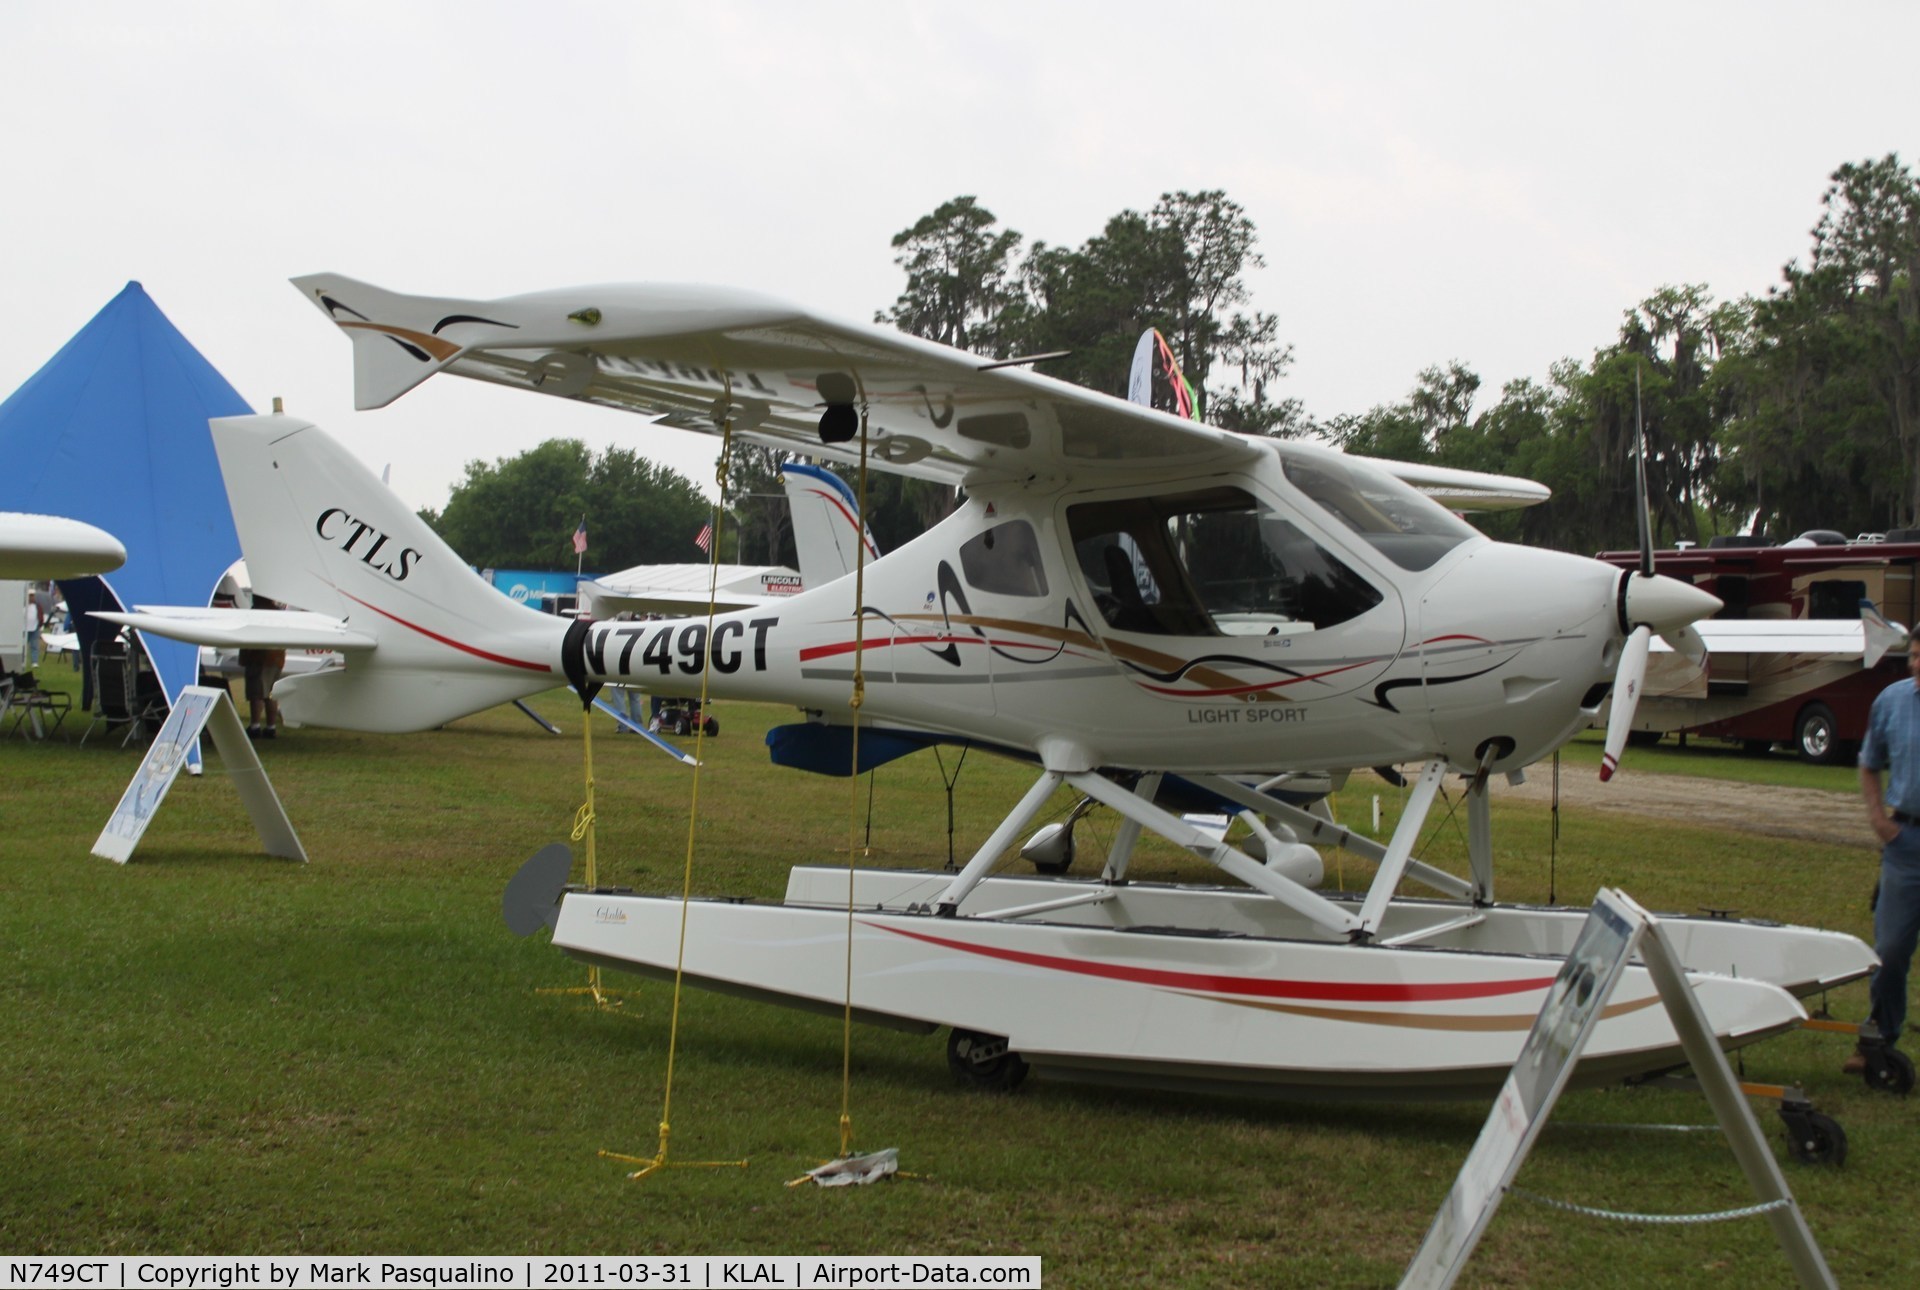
top-left (116, 274), bottom-right (1875, 1099)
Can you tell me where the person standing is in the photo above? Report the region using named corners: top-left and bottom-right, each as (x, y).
top-left (1855, 634), bottom-right (1920, 1071)
top-left (242, 595), bottom-right (287, 739)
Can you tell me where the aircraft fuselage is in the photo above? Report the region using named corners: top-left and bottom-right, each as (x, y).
top-left (563, 443), bottom-right (1626, 777)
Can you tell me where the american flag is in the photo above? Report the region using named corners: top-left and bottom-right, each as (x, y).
top-left (572, 520), bottom-right (588, 555)
top-left (694, 522), bottom-right (713, 554)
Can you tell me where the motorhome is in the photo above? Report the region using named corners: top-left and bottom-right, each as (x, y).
top-left (1596, 531), bottom-right (1917, 762)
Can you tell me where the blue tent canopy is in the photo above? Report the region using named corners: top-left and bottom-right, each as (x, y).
top-left (0, 282), bottom-right (250, 707)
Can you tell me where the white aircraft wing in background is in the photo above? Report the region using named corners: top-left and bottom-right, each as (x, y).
top-left (1677, 615), bottom-right (1907, 664)
top-left (1369, 459), bottom-right (1550, 514)
top-left (581, 460), bottom-right (870, 618)
top-left (578, 563), bottom-right (802, 618)
top-left (0, 512), bottom-right (127, 579)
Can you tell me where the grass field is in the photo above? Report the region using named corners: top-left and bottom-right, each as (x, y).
top-left (3, 666), bottom-right (1915, 1285)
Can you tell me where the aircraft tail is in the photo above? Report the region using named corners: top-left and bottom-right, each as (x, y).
top-left (210, 413), bottom-right (563, 731)
top-left (783, 462), bottom-right (878, 584)
top-left (1862, 599), bottom-right (1908, 668)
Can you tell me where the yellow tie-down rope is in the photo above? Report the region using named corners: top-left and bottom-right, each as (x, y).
top-left (787, 398), bottom-right (911, 1188)
top-left (602, 396), bottom-right (748, 1182)
top-left (536, 564), bottom-right (638, 1011)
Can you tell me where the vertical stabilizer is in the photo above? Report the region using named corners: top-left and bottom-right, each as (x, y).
top-left (1862, 600), bottom-right (1907, 668)
top-left (208, 414), bottom-right (561, 731)
top-left (783, 462), bottom-right (878, 585)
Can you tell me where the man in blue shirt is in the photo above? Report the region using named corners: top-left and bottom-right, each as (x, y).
top-left (1856, 635), bottom-right (1920, 1071)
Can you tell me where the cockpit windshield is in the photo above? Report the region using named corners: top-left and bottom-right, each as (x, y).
top-left (1280, 451), bottom-right (1478, 571)
top-left (1068, 486), bottom-right (1384, 636)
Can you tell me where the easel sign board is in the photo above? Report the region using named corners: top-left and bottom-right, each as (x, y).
top-left (1401, 889), bottom-right (1835, 1290)
top-left (92, 685), bottom-right (306, 865)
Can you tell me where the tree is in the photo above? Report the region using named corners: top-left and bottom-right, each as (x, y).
top-left (430, 439), bottom-right (712, 572)
top-left (878, 196), bottom-right (1023, 353)
top-left (726, 445), bottom-right (798, 568)
top-left (874, 196), bottom-right (1033, 538)
top-left (1717, 154), bottom-right (1920, 534)
top-left (1328, 361), bottom-right (1480, 463)
top-left (1807, 156), bottom-right (1920, 520)
top-left (989, 190), bottom-right (1297, 431)
top-left (1546, 286), bottom-right (1742, 552)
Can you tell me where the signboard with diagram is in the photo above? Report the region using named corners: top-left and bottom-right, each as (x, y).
top-left (92, 685), bottom-right (305, 865)
top-left (1401, 889), bottom-right (1835, 1290)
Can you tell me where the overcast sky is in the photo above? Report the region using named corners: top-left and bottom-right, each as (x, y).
top-left (3, 1), bottom-right (1913, 514)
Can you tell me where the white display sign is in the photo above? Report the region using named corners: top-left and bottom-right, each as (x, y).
top-left (1402, 889), bottom-right (1835, 1290)
top-left (92, 684), bottom-right (305, 864)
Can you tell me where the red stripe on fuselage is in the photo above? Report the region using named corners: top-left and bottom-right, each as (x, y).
top-left (338, 589), bottom-right (551, 673)
top-left (868, 922), bottom-right (1554, 1002)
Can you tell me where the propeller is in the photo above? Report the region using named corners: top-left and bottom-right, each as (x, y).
top-left (1599, 367), bottom-right (1721, 782)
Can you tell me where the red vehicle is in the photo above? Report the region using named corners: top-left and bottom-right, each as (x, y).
top-left (1595, 531), bottom-right (1915, 763)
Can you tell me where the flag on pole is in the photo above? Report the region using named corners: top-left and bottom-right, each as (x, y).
top-left (572, 520), bottom-right (588, 555)
top-left (694, 522), bottom-right (714, 554)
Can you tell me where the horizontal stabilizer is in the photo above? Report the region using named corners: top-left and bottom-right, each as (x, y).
top-left (93, 607), bottom-right (377, 651)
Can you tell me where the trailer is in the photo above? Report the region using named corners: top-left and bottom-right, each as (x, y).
top-left (1596, 533), bottom-right (1915, 763)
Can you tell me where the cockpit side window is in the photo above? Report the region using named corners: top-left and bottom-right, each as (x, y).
top-left (1281, 453), bottom-right (1477, 571)
top-left (1067, 487), bottom-right (1383, 635)
top-left (958, 520), bottom-right (1049, 597)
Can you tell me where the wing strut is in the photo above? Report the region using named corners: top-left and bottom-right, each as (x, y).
top-left (935, 755), bottom-right (1473, 943)
top-left (1351, 761), bottom-right (1449, 942)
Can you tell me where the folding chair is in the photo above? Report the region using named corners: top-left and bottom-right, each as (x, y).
top-left (80, 638), bottom-right (166, 747)
top-left (4, 671), bottom-right (71, 740)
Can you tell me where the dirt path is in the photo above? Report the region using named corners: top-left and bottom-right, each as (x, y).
top-left (1481, 764), bottom-right (1873, 850)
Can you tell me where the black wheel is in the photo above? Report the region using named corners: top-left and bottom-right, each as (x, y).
top-left (671, 716), bottom-right (690, 737)
top-left (1863, 1046), bottom-right (1916, 1096)
top-left (1625, 729), bottom-right (1663, 748)
top-left (946, 1028), bottom-right (1029, 1091)
top-left (1784, 1110), bottom-right (1847, 1166)
top-left (1794, 702), bottom-right (1843, 765)
top-left (703, 717), bottom-right (719, 737)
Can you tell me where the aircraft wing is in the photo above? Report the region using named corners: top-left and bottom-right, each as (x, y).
top-left (293, 275), bottom-right (1265, 489)
top-left (1666, 614), bottom-right (1909, 663)
top-left (1363, 459), bottom-right (1550, 513)
top-left (90, 607), bottom-right (378, 651)
top-left (0, 512), bottom-right (127, 579)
